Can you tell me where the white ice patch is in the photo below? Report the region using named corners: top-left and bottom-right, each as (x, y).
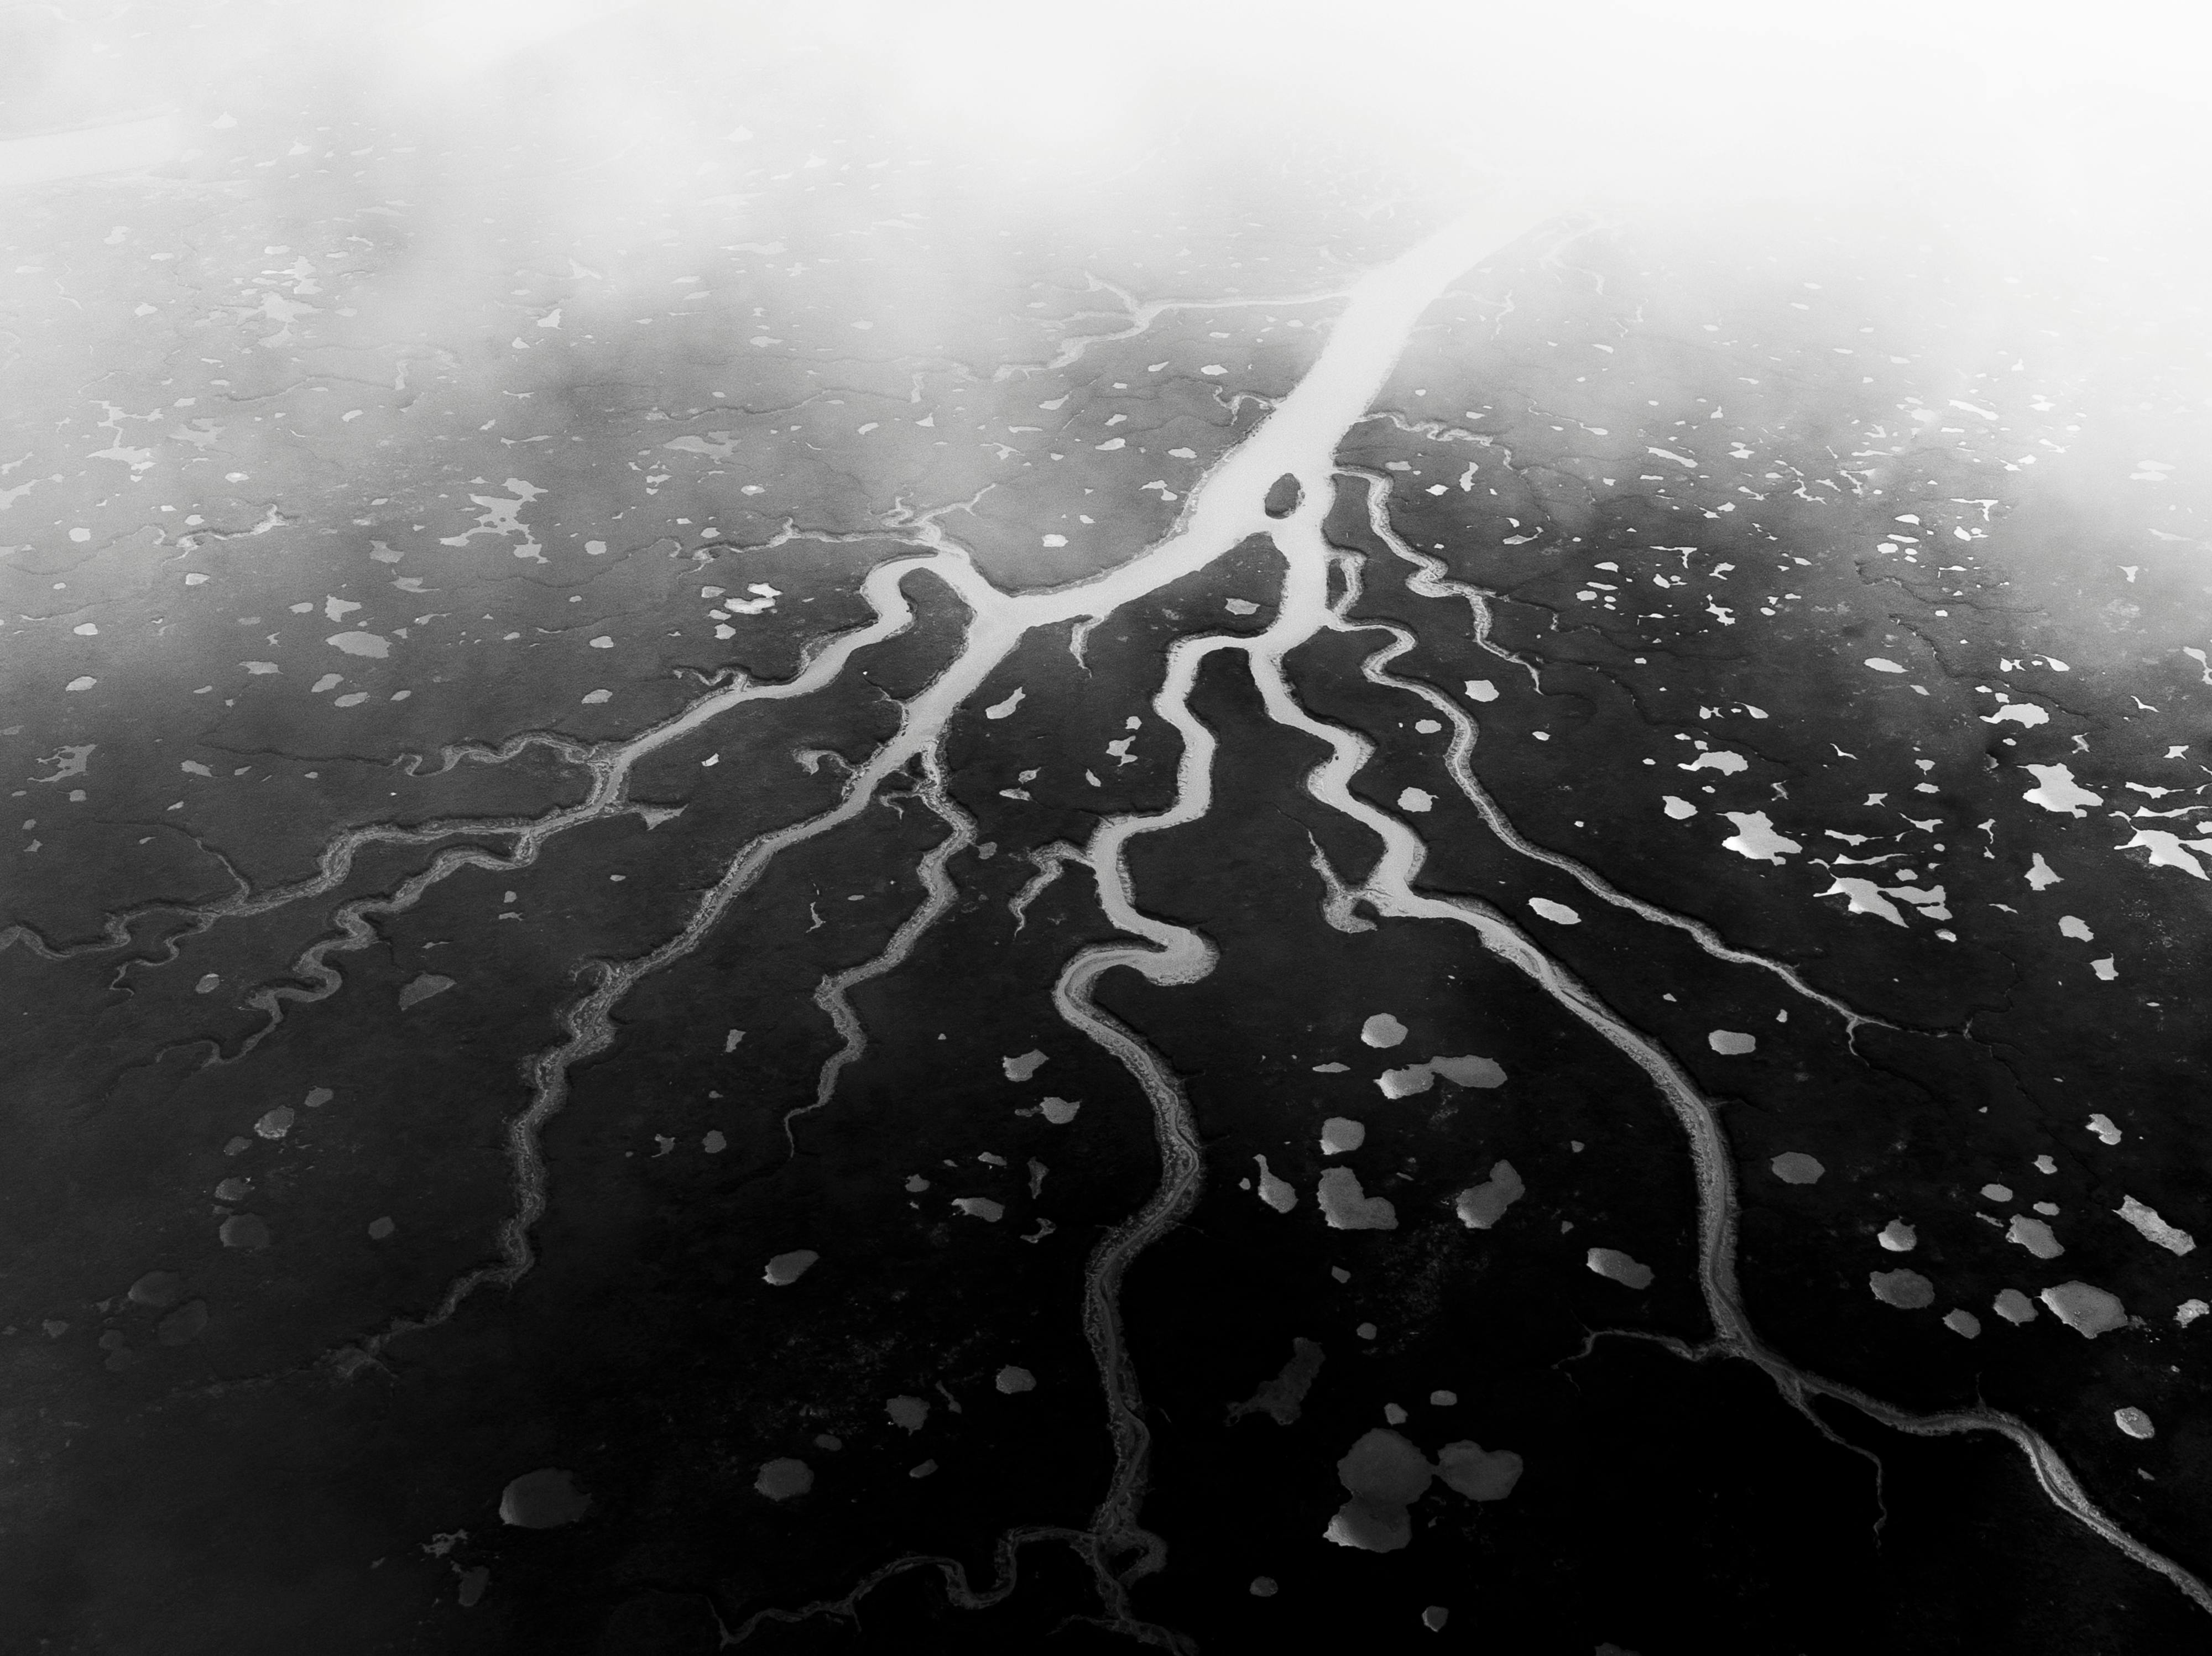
top-left (1870, 1268), bottom-right (1934, 1309)
top-left (1253, 1155), bottom-right (1297, 1213)
top-left (1319, 1116), bottom-right (1366, 1156)
top-left (1993, 1288), bottom-right (2037, 1324)
top-left (1863, 658), bottom-right (1907, 673)
top-left (2021, 764), bottom-right (2101, 817)
top-left (1397, 787), bottom-right (1435, 813)
top-left (2118, 829), bottom-right (2208, 879)
top-left (1707, 1030), bottom-right (1756, 1056)
top-left (2115, 1407), bottom-right (2156, 1440)
top-left (1944, 1309), bottom-right (1982, 1339)
top-left (1586, 1247), bottom-right (1653, 1289)
top-left (2115, 1196), bottom-right (2195, 1256)
top-left (2086, 1112), bottom-right (2122, 1145)
top-left (1662, 796), bottom-right (1697, 819)
top-left (2059, 916), bottom-right (2094, 941)
top-left (2026, 854), bottom-right (2062, 890)
top-left (1527, 897), bottom-right (1580, 924)
top-left (1454, 1161), bottom-right (1524, 1229)
top-left (1877, 1218), bottom-right (1917, 1252)
top-left (2040, 1280), bottom-right (2126, 1337)
top-left (1361, 1014), bottom-right (1407, 1048)
top-left (1678, 750), bottom-right (1749, 775)
top-left (1463, 680), bottom-right (1499, 703)
top-left (1769, 1152), bottom-right (1824, 1185)
top-left (763, 1250), bottom-right (818, 1286)
top-left (1002, 1049), bottom-right (1047, 1082)
top-left (1317, 1168), bottom-right (1397, 1230)
top-left (1720, 811), bottom-right (1800, 863)
top-left (984, 687), bottom-right (1025, 719)
top-left (2006, 1215), bottom-right (2064, 1259)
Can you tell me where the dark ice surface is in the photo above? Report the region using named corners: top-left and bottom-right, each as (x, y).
top-left (4, 5), bottom-right (2211, 1654)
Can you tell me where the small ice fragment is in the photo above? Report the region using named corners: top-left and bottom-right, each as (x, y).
top-left (326, 630), bottom-right (390, 658)
top-left (2058, 915), bottom-right (2093, 941)
top-left (398, 973), bottom-right (454, 1009)
top-left (2115, 1196), bottom-right (2195, 1255)
top-left (1423, 1606), bottom-right (1451, 1632)
top-left (303, 1087), bottom-right (333, 1109)
top-left (128, 1272), bottom-right (183, 1307)
top-left (1229, 1337), bottom-right (1326, 1425)
top-left (1436, 1440), bottom-right (1524, 1501)
top-left (2026, 854), bottom-right (2062, 890)
top-left (2007, 1215), bottom-right (2064, 1258)
top-left (1319, 1116), bottom-right (1366, 1156)
top-left (2114, 1407), bottom-right (2155, 1440)
top-left (1587, 1248), bottom-right (1653, 1289)
top-left (1360, 1013), bottom-right (1408, 1048)
top-left (953, 1197), bottom-right (1005, 1221)
top-left (1316, 1168), bottom-right (1397, 1230)
top-left (253, 1106), bottom-right (294, 1140)
top-left (1527, 897), bottom-right (1580, 924)
top-left (1769, 1152), bottom-right (1824, 1185)
top-left (457, 1568), bottom-right (489, 1607)
top-left (1983, 702), bottom-right (2049, 727)
top-left (2090, 957), bottom-right (2117, 981)
top-left (1397, 787), bottom-right (1434, 813)
top-left (754, 1458), bottom-right (813, 1500)
top-left (156, 1300), bottom-right (208, 1345)
top-left (909, 1460), bottom-right (937, 1479)
top-left (1430, 1389), bottom-right (1458, 1406)
top-left (763, 1250), bottom-right (818, 1286)
top-left (499, 1469), bottom-right (589, 1528)
top-left (1863, 658), bottom-right (1907, 673)
top-left (1982, 1184), bottom-right (2013, 1202)
top-left (1427, 1054), bottom-right (1506, 1089)
top-left (984, 687), bottom-right (1024, 719)
top-left (1662, 795), bottom-right (1697, 819)
top-left (367, 1216), bottom-right (395, 1240)
top-left (703, 1130), bottom-right (727, 1153)
top-left (2086, 1113), bottom-right (2122, 1145)
top-left (1039, 1096), bottom-right (1081, 1124)
top-left (995, 1366), bottom-right (1036, 1394)
top-left (1254, 1155), bottom-right (1297, 1212)
top-left (2176, 1299), bottom-right (2209, 1327)
top-left (1943, 1309), bottom-right (1982, 1339)
top-left (2039, 1281), bottom-right (2126, 1336)
top-left (1454, 1161), bottom-right (1524, 1230)
top-left (1250, 1577), bottom-right (1278, 1597)
top-left (2034, 1155), bottom-right (2057, 1174)
top-left (1877, 1219), bottom-right (1917, 1252)
top-left (218, 1214), bottom-right (270, 1250)
top-left (1464, 680), bottom-right (1499, 702)
top-left (1708, 1030), bottom-right (1756, 1056)
top-left (1002, 1049), bottom-right (1047, 1082)
top-left (1869, 1268), bottom-right (1934, 1309)
top-left (1383, 1403), bottom-right (1408, 1425)
top-left (886, 1396), bottom-right (930, 1432)
top-left (1312, 1062), bottom-right (1348, 1074)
